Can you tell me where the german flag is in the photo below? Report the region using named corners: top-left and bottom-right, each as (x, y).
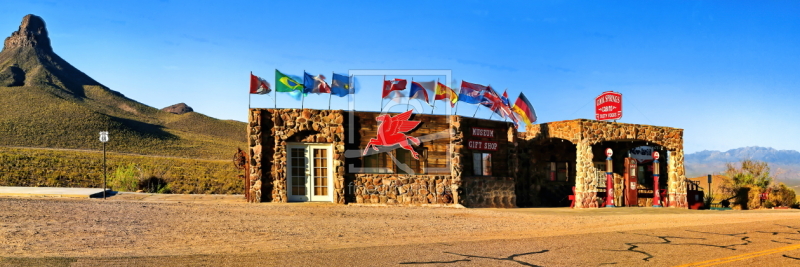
top-left (512, 93), bottom-right (536, 126)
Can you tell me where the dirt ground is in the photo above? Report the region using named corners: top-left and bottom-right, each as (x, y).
top-left (2, 193), bottom-right (800, 266)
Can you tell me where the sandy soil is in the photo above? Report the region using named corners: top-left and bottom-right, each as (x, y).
top-left (2, 193), bottom-right (800, 260)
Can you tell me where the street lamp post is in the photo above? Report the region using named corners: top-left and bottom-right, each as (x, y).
top-left (99, 131), bottom-right (109, 199)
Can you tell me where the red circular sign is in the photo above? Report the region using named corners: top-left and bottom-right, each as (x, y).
top-left (653, 151), bottom-right (660, 160)
top-left (605, 148), bottom-right (613, 157)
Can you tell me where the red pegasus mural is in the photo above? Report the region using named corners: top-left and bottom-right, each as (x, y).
top-left (363, 110), bottom-right (422, 159)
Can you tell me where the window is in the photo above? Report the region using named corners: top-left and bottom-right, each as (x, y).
top-left (473, 153), bottom-right (492, 176)
top-left (396, 148), bottom-right (425, 175)
top-left (360, 147), bottom-right (427, 174)
top-left (362, 152), bottom-right (392, 174)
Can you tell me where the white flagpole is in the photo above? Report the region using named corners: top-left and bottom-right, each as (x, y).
top-left (248, 71), bottom-right (252, 109)
top-left (407, 78), bottom-right (413, 112)
top-left (328, 72), bottom-right (333, 110)
top-left (380, 75), bottom-right (385, 112)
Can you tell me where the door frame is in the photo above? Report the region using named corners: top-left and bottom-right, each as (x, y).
top-left (286, 143), bottom-right (334, 202)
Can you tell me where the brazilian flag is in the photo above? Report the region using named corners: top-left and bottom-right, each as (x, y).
top-left (275, 69), bottom-right (304, 92)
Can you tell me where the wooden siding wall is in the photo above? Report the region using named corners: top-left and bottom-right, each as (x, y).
top-left (344, 111), bottom-right (454, 174)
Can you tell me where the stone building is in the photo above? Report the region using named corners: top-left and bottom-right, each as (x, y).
top-left (246, 108), bottom-right (687, 209)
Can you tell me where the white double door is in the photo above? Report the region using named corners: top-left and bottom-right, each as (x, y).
top-left (287, 143), bottom-right (333, 202)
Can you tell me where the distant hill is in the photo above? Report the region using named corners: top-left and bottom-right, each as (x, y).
top-left (685, 146), bottom-right (800, 187)
top-left (0, 15), bottom-right (244, 160)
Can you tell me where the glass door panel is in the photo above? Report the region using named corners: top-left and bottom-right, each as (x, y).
top-left (288, 147), bottom-right (309, 201)
top-left (313, 148), bottom-right (328, 197)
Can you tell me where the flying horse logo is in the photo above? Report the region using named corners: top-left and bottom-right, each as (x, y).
top-left (363, 110), bottom-right (422, 159)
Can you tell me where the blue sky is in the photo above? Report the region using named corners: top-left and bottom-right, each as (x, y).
top-left (2, 0), bottom-right (799, 153)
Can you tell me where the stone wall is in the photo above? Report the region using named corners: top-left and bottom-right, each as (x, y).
top-left (462, 176), bottom-right (516, 208)
top-left (456, 117), bottom-right (518, 208)
top-left (248, 108), bottom-right (346, 203)
top-left (449, 116), bottom-right (464, 205)
top-left (247, 109), bottom-right (264, 203)
top-left (521, 119), bottom-right (686, 208)
top-left (351, 174), bottom-right (454, 205)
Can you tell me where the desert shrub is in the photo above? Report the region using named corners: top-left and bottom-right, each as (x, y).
top-left (703, 191), bottom-right (715, 209)
top-left (768, 183), bottom-right (797, 207)
top-left (110, 163), bottom-right (139, 192)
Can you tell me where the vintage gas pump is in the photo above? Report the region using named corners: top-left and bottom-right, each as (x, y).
top-left (652, 151), bottom-right (662, 207)
top-left (604, 148), bottom-right (615, 207)
top-left (624, 157), bottom-right (638, 206)
top-left (550, 162), bottom-right (556, 181)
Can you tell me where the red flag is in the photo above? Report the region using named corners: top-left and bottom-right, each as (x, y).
top-left (382, 78), bottom-right (407, 98)
top-left (250, 73), bottom-right (271, 94)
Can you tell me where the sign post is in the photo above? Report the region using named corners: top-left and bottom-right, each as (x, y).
top-left (99, 131), bottom-right (109, 199)
top-left (605, 148), bottom-right (615, 207)
top-left (652, 151), bottom-right (661, 207)
top-left (595, 91), bottom-right (623, 121)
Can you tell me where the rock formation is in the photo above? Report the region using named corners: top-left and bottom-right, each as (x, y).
top-left (162, 103), bottom-right (194, 115)
top-left (3, 14), bottom-right (51, 52)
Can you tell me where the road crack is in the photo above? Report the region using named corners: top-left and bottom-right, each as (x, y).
top-left (399, 250), bottom-right (549, 266)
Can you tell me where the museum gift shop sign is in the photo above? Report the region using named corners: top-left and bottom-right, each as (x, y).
top-left (468, 127), bottom-right (498, 151)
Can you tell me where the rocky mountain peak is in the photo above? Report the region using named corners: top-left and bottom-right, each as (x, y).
top-left (162, 103), bottom-right (194, 115)
top-left (2, 14), bottom-right (51, 52)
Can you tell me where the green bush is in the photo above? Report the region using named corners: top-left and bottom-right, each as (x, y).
top-left (110, 163), bottom-right (139, 192)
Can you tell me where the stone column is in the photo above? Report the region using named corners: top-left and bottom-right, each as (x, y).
top-left (247, 109), bottom-right (263, 203)
top-left (450, 116), bottom-right (463, 206)
top-left (668, 149), bottom-right (688, 208)
top-left (574, 141), bottom-right (598, 208)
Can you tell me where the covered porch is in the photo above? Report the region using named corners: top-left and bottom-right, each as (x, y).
top-left (517, 119), bottom-right (686, 209)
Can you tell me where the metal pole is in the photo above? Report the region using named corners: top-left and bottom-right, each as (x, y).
top-left (249, 71), bottom-right (252, 109)
top-left (407, 78), bottom-right (412, 111)
top-left (328, 72), bottom-right (333, 110)
top-left (103, 141), bottom-right (106, 199)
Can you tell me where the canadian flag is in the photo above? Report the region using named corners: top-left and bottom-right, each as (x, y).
top-left (250, 73), bottom-right (271, 94)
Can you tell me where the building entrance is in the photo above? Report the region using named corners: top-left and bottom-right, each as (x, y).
top-left (287, 143), bottom-right (333, 202)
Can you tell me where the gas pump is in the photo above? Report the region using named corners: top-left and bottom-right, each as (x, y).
top-left (624, 157), bottom-right (638, 206)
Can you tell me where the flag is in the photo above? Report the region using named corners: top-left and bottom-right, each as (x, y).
top-left (434, 82), bottom-right (458, 107)
top-left (458, 80), bottom-right (486, 104)
top-left (382, 78), bottom-right (407, 98)
top-left (330, 73), bottom-right (351, 97)
top-left (275, 69), bottom-right (304, 92)
top-left (480, 86), bottom-right (505, 117)
top-left (500, 90), bottom-right (519, 127)
top-left (389, 90), bottom-right (405, 103)
top-left (409, 81), bottom-right (434, 106)
top-left (512, 92), bottom-right (536, 126)
top-left (249, 73), bottom-right (271, 94)
top-left (303, 72), bottom-right (331, 94)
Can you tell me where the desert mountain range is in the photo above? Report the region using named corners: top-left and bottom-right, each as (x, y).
top-left (0, 14), bottom-right (244, 159)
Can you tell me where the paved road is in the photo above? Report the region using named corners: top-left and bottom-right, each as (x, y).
top-left (4, 218), bottom-right (800, 266)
